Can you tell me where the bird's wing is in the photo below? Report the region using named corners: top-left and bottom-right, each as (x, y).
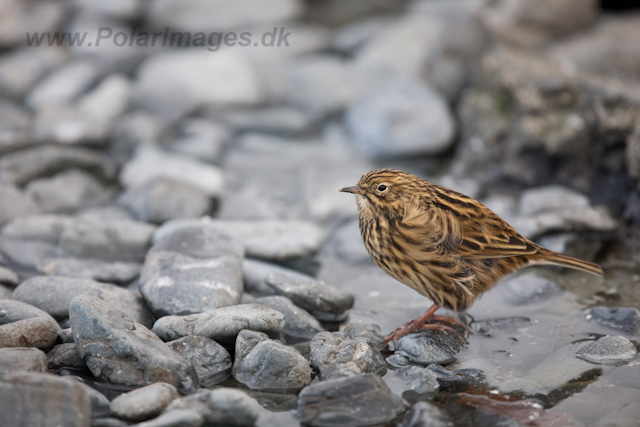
top-left (402, 188), bottom-right (538, 260)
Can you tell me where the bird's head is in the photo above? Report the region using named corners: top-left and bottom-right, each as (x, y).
top-left (340, 169), bottom-right (416, 216)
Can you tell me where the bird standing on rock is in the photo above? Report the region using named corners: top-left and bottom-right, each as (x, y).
top-left (340, 169), bottom-right (603, 345)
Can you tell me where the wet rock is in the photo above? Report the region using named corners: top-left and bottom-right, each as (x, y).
top-left (481, 0), bottom-right (599, 47)
top-left (394, 329), bottom-right (466, 365)
top-left (47, 343), bottom-right (86, 371)
top-left (574, 336), bottom-right (637, 365)
top-left (26, 59), bottom-right (99, 109)
top-left (133, 50), bottom-right (263, 119)
top-left (0, 184), bottom-right (40, 225)
top-left (232, 330), bottom-right (311, 392)
top-left (0, 47), bottom-right (67, 100)
top-left (120, 146), bottom-right (224, 197)
top-left (309, 332), bottom-right (386, 380)
top-left (110, 382), bottom-right (179, 422)
top-left (167, 336), bottom-right (232, 387)
top-left (25, 169), bottom-right (111, 213)
top-left (502, 274), bottom-right (563, 306)
top-left (167, 119), bottom-right (230, 164)
top-left (397, 401), bottom-right (453, 427)
top-left (59, 217), bottom-right (155, 263)
top-left (13, 276), bottom-right (154, 327)
top-left (243, 258), bottom-right (315, 296)
top-left (0, 145), bottom-right (117, 186)
top-left (37, 257), bottom-right (141, 285)
top-left (32, 74), bottom-right (130, 146)
top-left (140, 227), bottom-right (244, 316)
top-left (426, 364), bottom-right (487, 393)
top-left (0, 348), bottom-right (47, 374)
top-left (297, 374), bottom-right (406, 426)
top-left (519, 185), bottom-right (590, 216)
top-left (346, 79), bottom-right (456, 157)
top-left (118, 178), bottom-right (212, 224)
top-left (148, 0), bottom-right (301, 33)
top-left (152, 304), bottom-right (285, 346)
top-left (165, 388), bottom-right (260, 427)
top-left (265, 273), bottom-right (354, 321)
top-left (0, 100), bottom-right (31, 155)
top-left (0, 372), bottom-right (91, 427)
top-left (397, 366), bottom-right (440, 401)
top-left (339, 323), bottom-right (385, 346)
top-left (254, 296), bottom-right (325, 342)
top-left (0, 265), bottom-right (20, 287)
top-left (587, 307), bottom-right (640, 335)
top-left (154, 217), bottom-right (324, 261)
top-left (69, 295), bottom-right (199, 394)
top-left (141, 250), bottom-right (242, 316)
top-left (0, 300), bottom-right (60, 349)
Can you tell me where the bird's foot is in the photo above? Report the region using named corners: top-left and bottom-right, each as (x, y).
top-left (380, 311), bottom-right (469, 346)
top-left (431, 315), bottom-right (472, 334)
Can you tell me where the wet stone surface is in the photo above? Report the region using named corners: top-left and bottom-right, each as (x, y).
top-left (587, 306), bottom-right (640, 335)
top-left (573, 335), bottom-right (638, 365)
top-left (110, 382), bottom-right (179, 422)
top-left (152, 304), bottom-right (285, 346)
top-left (70, 295), bottom-right (199, 394)
top-left (309, 331), bottom-right (387, 380)
top-left (253, 295), bottom-right (325, 342)
top-left (165, 388), bottom-right (261, 427)
top-left (265, 272), bottom-right (355, 321)
top-left (296, 374), bottom-right (406, 427)
top-left (393, 329), bottom-right (467, 366)
top-left (167, 335), bottom-right (232, 387)
top-left (13, 275), bottom-right (154, 327)
top-left (232, 330), bottom-right (312, 393)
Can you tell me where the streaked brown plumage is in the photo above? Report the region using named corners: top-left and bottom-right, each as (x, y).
top-left (340, 169), bottom-right (603, 344)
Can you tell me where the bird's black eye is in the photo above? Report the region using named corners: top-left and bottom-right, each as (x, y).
top-left (377, 184), bottom-right (387, 192)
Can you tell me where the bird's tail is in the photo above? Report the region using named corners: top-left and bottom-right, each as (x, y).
top-left (534, 248), bottom-right (603, 276)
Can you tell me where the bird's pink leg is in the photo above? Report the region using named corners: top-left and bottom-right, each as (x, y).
top-left (380, 305), bottom-right (468, 345)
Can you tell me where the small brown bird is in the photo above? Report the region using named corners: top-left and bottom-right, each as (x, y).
top-left (340, 169), bottom-right (603, 344)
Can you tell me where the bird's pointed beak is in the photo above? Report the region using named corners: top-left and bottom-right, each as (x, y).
top-left (340, 185), bottom-right (365, 195)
